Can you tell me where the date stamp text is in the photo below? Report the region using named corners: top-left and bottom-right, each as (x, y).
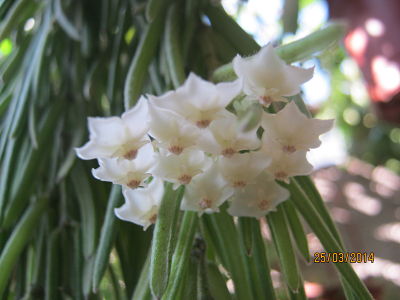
top-left (313, 252), bottom-right (375, 263)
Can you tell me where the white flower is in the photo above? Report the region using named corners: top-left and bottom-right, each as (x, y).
top-left (115, 178), bottom-right (164, 230)
top-left (76, 96), bottom-right (150, 160)
top-left (218, 152), bottom-right (271, 188)
top-left (228, 173), bottom-right (289, 218)
top-left (148, 103), bottom-right (200, 155)
top-left (197, 114), bottom-right (261, 157)
top-left (262, 138), bottom-right (313, 183)
top-left (148, 73), bottom-right (241, 128)
top-left (92, 143), bottom-right (155, 188)
top-left (233, 44), bottom-right (314, 106)
top-left (152, 149), bottom-right (211, 189)
top-left (181, 165), bottom-right (234, 214)
top-left (261, 101), bottom-right (334, 153)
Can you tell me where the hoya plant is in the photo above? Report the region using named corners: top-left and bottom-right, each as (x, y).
top-left (0, 0), bottom-right (373, 299)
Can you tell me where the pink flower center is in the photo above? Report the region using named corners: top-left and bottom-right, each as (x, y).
top-left (260, 95), bottom-right (273, 105)
top-left (222, 148), bottom-right (236, 157)
top-left (275, 171), bottom-right (288, 181)
top-left (232, 180), bottom-right (247, 188)
top-left (196, 119), bottom-right (211, 128)
top-left (127, 179), bottom-right (141, 189)
top-left (258, 199), bottom-right (269, 210)
top-left (178, 174), bottom-right (192, 185)
top-left (199, 198), bottom-right (212, 209)
top-left (282, 145), bottom-right (296, 153)
top-left (149, 214), bottom-right (157, 224)
top-left (168, 145), bottom-right (183, 155)
top-left (123, 149), bottom-right (138, 160)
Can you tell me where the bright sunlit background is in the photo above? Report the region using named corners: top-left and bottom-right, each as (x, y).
top-left (222, 1), bottom-right (400, 298)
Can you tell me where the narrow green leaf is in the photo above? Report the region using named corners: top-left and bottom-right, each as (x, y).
top-left (92, 185), bottom-right (123, 293)
top-left (71, 225), bottom-right (83, 300)
top-left (82, 255), bottom-right (95, 299)
top-left (205, 4), bottom-right (260, 56)
top-left (282, 0), bottom-right (299, 34)
top-left (108, 264), bottom-right (124, 300)
top-left (181, 257), bottom-right (197, 299)
top-left (288, 276), bottom-right (307, 300)
top-left (150, 184), bottom-right (184, 298)
top-left (267, 206), bottom-right (301, 292)
top-left (0, 137), bottom-right (17, 223)
top-left (286, 180), bottom-right (373, 299)
top-left (251, 219), bottom-right (276, 300)
top-left (195, 238), bottom-right (213, 300)
top-left (28, 97), bottom-right (38, 149)
top-left (206, 262), bottom-right (231, 300)
top-left (162, 211), bottom-right (198, 300)
top-left (131, 254), bottom-right (152, 300)
top-left (56, 124), bottom-right (85, 182)
top-left (202, 210), bottom-right (254, 300)
top-left (0, 84), bottom-right (14, 116)
top-left (182, 0), bottom-right (201, 60)
top-left (3, 100), bottom-right (64, 228)
top-left (146, 0), bottom-right (171, 22)
top-left (124, 11), bottom-right (165, 109)
top-left (0, 196), bottom-right (48, 297)
top-left (282, 200), bottom-right (310, 262)
top-left (276, 23), bottom-right (346, 63)
top-left (149, 62), bottom-right (163, 95)
top-left (164, 4), bottom-right (186, 88)
top-left (10, 5), bottom-right (52, 139)
top-left (294, 176), bottom-right (343, 246)
top-left (71, 163), bottom-right (97, 260)
top-left (54, 0), bottom-right (80, 41)
top-left (238, 217), bottom-right (253, 256)
top-left (45, 228), bottom-right (61, 300)
top-left (107, 3), bottom-right (127, 104)
top-left (0, 0), bottom-right (41, 40)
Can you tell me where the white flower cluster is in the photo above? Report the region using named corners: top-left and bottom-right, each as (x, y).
top-left (76, 44), bottom-right (333, 230)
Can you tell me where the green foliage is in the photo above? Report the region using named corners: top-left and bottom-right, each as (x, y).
top-left (0, 0), bottom-right (373, 299)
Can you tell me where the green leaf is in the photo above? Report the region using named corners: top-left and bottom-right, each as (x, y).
top-left (0, 0), bottom-right (42, 41)
top-left (9, 5), bottom-right (52, 139)
top-left (150, 184), bottom-right (184, 298)
top-left (146, 0), bottom-right (172, 22)
top-left (0, 196), bottom-right (48, 297)
top-left (286, 180), bottom-right (373, 299)
top-left (164, 4), bottom-right (185, 88)
top-left (250, 219), bottom-right (276, 300)
top-left (281, 200), bottom-right (310, 263)
top-left (124, 10), bottom-right (165, 109)
top-left (131, 254), bottom-right (152, 300)
top-left (267, 206), bottom-right (301, 292)
top-left (294, 176), bottom-right (343, 246)
top-left (162, 211), bottom-right (198, 300)
top-left (202, 210), bottom-right (254, 300)
top-left (45, 228), bottom-right (61, 300)
top-left (238, 217), bottom-right (253, 256)
top-left (282, 0), bottom-right (299, 34)
top-left (92, 185), bottom-right (123, 293)
top-left (2, 100), bottom-right (64, 228)
top-left (54, 0), bottom-right (80, 41)
top-left (205, 4), bottom-right (260, 56)
top-left (71, 163), bottom-right (97, 260)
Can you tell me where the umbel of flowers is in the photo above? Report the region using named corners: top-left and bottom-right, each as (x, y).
top-left (76, 44), bottom-right (333, 230)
